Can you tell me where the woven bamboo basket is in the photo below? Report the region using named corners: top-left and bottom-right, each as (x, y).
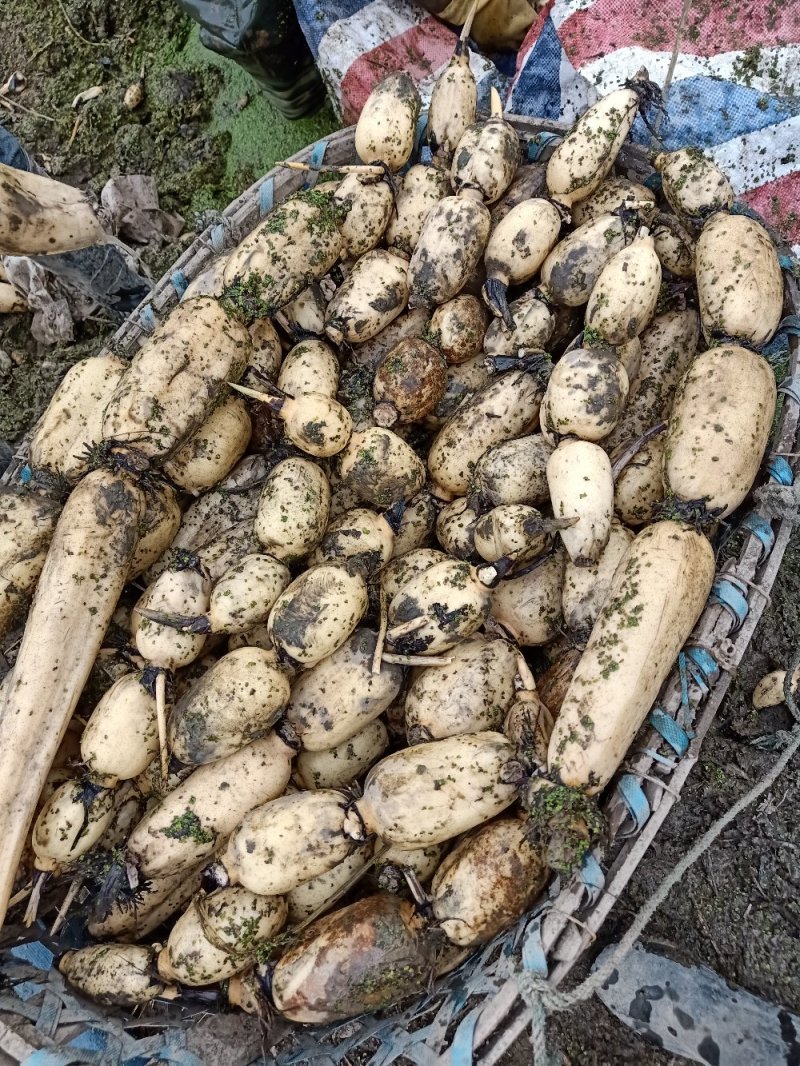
top-left (1, 116), bottom-right (799, 1066)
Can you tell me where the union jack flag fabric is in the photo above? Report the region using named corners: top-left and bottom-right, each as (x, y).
top-left (294, 0), bottom-right (800, 248)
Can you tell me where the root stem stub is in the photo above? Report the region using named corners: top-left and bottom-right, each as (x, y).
top-left (482, 278), bottom-right (514, 330)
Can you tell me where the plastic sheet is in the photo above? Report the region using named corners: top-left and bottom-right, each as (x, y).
top-left (0, 125), bottom-right (151, 332)
top-left (595, 940), bottom-right (800, 1065)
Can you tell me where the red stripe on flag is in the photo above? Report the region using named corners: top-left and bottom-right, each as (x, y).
top-left (558, 0), bottom-right (800, 67)
top-left (340, 18), bottom-right (457, 124)
top-left (515, 0), bottom-right (556, 76)
top-left (740, 172), bottom-right (800, 246)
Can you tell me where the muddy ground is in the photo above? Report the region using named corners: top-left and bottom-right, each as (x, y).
top-left (3, 2), bottom-right (800, 1063)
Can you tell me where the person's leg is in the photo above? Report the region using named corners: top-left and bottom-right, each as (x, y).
top-left (175, 0), bottom-right (326, 119)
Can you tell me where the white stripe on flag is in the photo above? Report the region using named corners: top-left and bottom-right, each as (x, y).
top-left (707, 114), bottom-right (800, 195)
top-left (416, 69), bottom-right (441, 109)
top-left (317, 0), bottom-right (425, 95)
top-left (549, 0), bottom-right (594, 32)
top-left (575, 44), bottom-right (800, 98)
top-left (559, 50), bottom-right (597, 123)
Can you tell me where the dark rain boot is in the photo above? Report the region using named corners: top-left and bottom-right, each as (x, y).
top-left (176, 0), bottom-right (327, 119)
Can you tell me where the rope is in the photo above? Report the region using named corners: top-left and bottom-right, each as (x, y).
top-left (526, 994), bottom-right (559, 1066)
top-left (515, 640), bottom-right (800, 1059)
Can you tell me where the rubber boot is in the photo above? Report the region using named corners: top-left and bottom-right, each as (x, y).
top-left (176, 0), bottom-right (327, 119)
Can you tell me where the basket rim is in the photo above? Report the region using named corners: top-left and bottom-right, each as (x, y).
top-left (1, 117), bottom-right (799, 1066)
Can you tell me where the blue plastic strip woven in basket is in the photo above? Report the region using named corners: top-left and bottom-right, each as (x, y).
top-left (209, 223), bottom-right (226, 254)
top-left (775, 313), bottom-right (800, 338)
top-left (527, 130), bottom-right (560, 161)
top-left (259, 176), bottom-right (275, 216)
top-left (521, 912), bottom-right (549, 974)
top-left (170, 270), bottom-right (188, 298)
top-left (69, 1032), bottom-right (109, 1053)
top-left (449, 1007), bottom-right (483, 1066)
top-left (13, 981), bottom-right (45, 1002)
top-left (579, 852), bottom-right (605, 905)
top-left (768, 456), bottom-right (794, 485)
top-left (739, 512), bottom-right (775, 560)
top-left (778, 373), bottom-right (800, 406)
top-left (649, 708), bottom-right (690, 756)
top-left (685, 645), bottom-right (719, 683)
top-left (137, 304), bottom-right (156, 333)
top-left (709, 578), bottom-right (749, 630)
top-left (680, 650), bottom-right (711, 705)
top-left (303, 140), bottom-right (328, 188)
top-left (617, 774), bottom-right (650, 833)
top-left (24, 1052), bottom-right (99, 1065)
top-left (683, 649), bottom-right (718, 699)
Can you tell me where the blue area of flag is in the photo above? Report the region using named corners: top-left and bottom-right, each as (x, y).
top-left (297, 0), bottom-right (373, 53)
top-left (509, 18), bottom-right (564, 120)
top-left (630, 74), bottom-right (800, 149)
